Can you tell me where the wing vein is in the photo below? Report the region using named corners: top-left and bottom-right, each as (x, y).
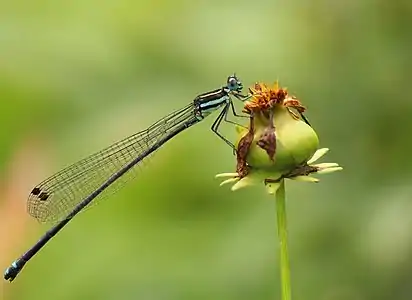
top-left (27, 103), bottom-right (196, 223)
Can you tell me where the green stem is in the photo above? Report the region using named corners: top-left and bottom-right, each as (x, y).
top-left (276, 180), bottom-right (291, 300)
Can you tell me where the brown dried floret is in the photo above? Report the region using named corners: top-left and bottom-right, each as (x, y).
top-left (236, 115), bottom-right (254, 177)
top-left (243, 82), bottom-right (306, 119)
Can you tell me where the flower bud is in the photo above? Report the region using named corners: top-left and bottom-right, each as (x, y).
top-left (216, 82), bottom-right (341, 193)
top-left (236, 84), bottom-right (319, 175)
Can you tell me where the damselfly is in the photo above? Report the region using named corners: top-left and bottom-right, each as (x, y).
top-left (4, 75), bottom-right (249, 282)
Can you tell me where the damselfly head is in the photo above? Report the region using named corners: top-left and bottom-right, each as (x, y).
top-left (227, 74), bottom-right (243, 92)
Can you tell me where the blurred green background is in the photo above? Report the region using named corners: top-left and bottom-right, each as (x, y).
top-left (1, 1), bottom-right (412, 299)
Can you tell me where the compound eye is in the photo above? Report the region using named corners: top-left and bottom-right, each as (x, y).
top-left (228, 77), bottom-right (238, 89)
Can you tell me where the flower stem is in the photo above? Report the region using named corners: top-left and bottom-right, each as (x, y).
top-left (276, 180), bottom-right (291, 300)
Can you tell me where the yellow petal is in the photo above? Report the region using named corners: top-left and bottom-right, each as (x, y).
top-left (289, 175), bottom-right (319, 183)
top-left (215, 173), bottom-right (239, 178)
top-left (307, 148), bottom-right (329, 164)
top-left (220, 178), bottom-right (240, 186)
top-left (316, 167), bottom-right (343, 174)
top-left (231, 176), bottom-right (255, 191)
top-left (313, 163), bottom-right (340, 169)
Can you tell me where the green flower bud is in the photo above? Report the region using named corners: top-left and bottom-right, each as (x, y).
top-left (216, 81), bottom-right (342, 193)
top-left (236, 104), bottom-right (319, 173)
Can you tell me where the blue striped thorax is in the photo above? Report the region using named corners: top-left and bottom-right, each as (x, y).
top-left (194, 74), bottom-right (243, 120)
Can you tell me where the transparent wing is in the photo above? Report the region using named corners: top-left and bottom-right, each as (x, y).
top-left (27, 103), bottom-right (196, 223)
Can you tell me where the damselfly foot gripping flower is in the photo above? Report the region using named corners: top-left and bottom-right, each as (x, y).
top-left (216, 82), bottom-right (342, 194)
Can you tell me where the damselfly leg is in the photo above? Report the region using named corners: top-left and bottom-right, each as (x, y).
top-left (299, 112), bottom-right (311, 126)
top-left (211, 96), bottom-right (251, 151)
top-left (225, 100), bottom-right (248, 127)
top-left (287, 108), bottom-right (312, 127)
top-left (211, 104), bottom-right (235, 149)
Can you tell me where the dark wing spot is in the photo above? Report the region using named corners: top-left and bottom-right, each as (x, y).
top-left (38, 192), bottom-right (49, 201)
top-left (31, 187), bottom-right (41, 195)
